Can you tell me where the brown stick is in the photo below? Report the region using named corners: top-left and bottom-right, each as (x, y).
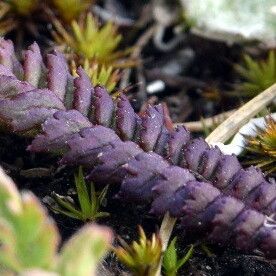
top-left (206, 84), bottom-right (276, 144)
top-left (155, 213), bottom-right (177, 276)
top-left (174, 109), bottom-right (236, 132)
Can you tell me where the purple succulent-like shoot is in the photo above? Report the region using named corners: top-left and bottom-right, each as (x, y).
top-left (0, 76), bottom-right (34, 98)
top-left (183, 138), bottom-right (209, 171)
top-left (0, 89), bottom-right (65, 131)
top-left (118, 152), bottom-right (169, 202)
top-left (212, 155), bottom-right (242, 188)
top-left (91, 86), bottom-right (114, 127)
top-left (116, 94), bottom-right (139, 141)
top-left (0, 39), bottom-right (276, 258)
top-left (0, 38), bottom-right (23, 79)
top-left (73, 67), bottom-right (94, 116)
top-left (29, 110), bottom-right (92, 152)
top-left (47, 51), bottom-right (74, 107)
top-left (23, 42), bottom-right (46, 87)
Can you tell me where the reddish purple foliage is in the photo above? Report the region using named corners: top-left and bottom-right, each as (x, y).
top-left (0, 39), bottom-right (276, 258)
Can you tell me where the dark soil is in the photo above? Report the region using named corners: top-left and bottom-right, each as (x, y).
top-left (1, 132), bottom-right (276, 276)
top-left (1, 1), bottom-right (275, 274)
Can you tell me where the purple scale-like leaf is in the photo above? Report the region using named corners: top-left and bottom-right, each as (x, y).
top-left (212, 155), bottom-right (242, 188)
top-left (0, 89), bottom-right (65, 131)
top-left (183, 138), bottom-right (209, 171)
top-left (266, 199), bottom-right (276, 217)
top-left (73, 67), bottom-right (94, 116)
top-left (0, 76), bottom-right (34, 98)
top-left (88, 140), bottom-right (143, 184)
top-left (0, 64), bottom-right (14, 77)
top-left (29, 110), bottom-right (92, 153)
top-left (167, 126), bottom-right (191, 164)
top-left (171, 181), bottom-right (221, 218)
top-left (198, 146), bottom-right (222, 179)
top-left (23, 42), bottom-right (46, 87)
top-left (257, 227), bottom-right (276, 259)
top-left (226, 167), bottom-right (265, 200)
top-left (91, 85), bottom-right (114, 127)
top-left (139, 105), bottom-right (168, 151)
top-left (232, 209), bottom-right (265, 251)
top-left (205, 198), bottom-right (244, 244)
top-left (60, 126), bottom-right (120, 167)
top-left (245, 183), bottom-right (276, 214)
top-left (0, 39), bottom-right (14, 69)
top-left (151, 167), bottom-right (195, 216)
top-left (116, 94), bottom-right (138, 141)
top-left (47, 51), bottom-right (74, 107)
top-left (152, 105), bottom-right (171, 155)
top-left (118, 152), bottom-right (170, 202)
top-left (0, 38), bottom-right (23, 79)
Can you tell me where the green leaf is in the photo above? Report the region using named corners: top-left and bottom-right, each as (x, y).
top-left (0, 167), bottom-right (113, 275)
top-left (0, 168), bottom-right (59, 273)
top-left (57, 224), bottom-right (113, 276)
top-left (50, 193), bottom-right (82, 219)
top-left (163, 237), bottom-right (178, 274)
top-left (49, 167), bottom-right (109, 222)
top-left (12, 193), bottom-right (59, 270)
top-left (163, 238), bottom-right (194, 276)
top-left (75, 167), bottom-right (91, 218)
top-left (176, 245), bottom-right (194, 270)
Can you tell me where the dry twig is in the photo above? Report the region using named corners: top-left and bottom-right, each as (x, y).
top-left (174, 109), bottom-right (236, 132)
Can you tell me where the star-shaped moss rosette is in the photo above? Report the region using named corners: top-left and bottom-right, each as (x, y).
top-left (0, 39), bottom-right (276, 259)
top-left (235, 51), bottom-right (276, 98)
top-left (48, 167), bottom-right (109, 221)
top-left (114, 226), bottom-right (162, 276)
top-left (0, 0), bottom-right (39, 35)
top-left (53, 12), bottom-right (135, 66)
top-left (51, 0), bottom-right (93, 23)
top-left (71, 59), bottom-right (121, 92)
top-left (243, 116), bottom-right (276, 175)
top-left (52, 12), bottom-right (134, 91)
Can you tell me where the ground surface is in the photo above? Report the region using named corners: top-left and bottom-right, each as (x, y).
top-left (1, 133), bottom-right (275, 276)
top-left (1, 1), bottom-right (275, 273)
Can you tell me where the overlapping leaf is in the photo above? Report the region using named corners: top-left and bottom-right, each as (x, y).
top-left (0, 39), bottom-right (276, 258)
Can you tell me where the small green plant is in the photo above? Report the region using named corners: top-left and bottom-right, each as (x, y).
top-left (162, 237), bottom-right (194, 276)
top-left (72, 60), bottom-right (121, 92)
top-left (243, 116), bottom-right (276, 175)
top-left (54, 13), bottom-right (122, 64)
top-left (114, 226), bottom-right (162, 276)
top-left (0, 0), bottom-right (39, 35)
top-left (7, 0), bottom-right (39, 16)
top-left (235, 51), bottom-right (276, 98)
top-left (53, 13), bottom-right (135, 67)
top-left (49, 167), bottom-right (109, 221)
top-left (51, 0), bottom-right (92, 23)
top-left (53, 12), bottom-right (134, 92)
top-left (0, 167), bottom-right (113, 275)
